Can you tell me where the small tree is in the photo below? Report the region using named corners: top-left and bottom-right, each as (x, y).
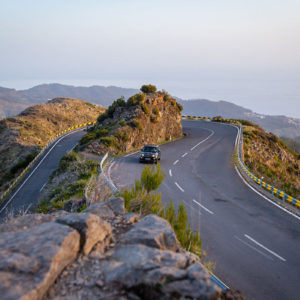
top-left (140, 84), bottom-right (157, 93)
top-left (141, 163), bottom-right (165, 193)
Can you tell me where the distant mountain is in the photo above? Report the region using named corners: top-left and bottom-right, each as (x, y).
top-left (0, 84), bottom-right (138, 119)
top-left (1, 83), bottom-right (299, 138)
top-left (179, 99), bottom-right (300, 138)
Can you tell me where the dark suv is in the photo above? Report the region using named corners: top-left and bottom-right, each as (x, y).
top-left (139, 145), bottom-right (161, 163)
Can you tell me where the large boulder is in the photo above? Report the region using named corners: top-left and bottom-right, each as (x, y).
top-left (83, 203), bottom-right (115, 219)
top-left (0, 222), bottom-right (80, 300)
top-left (56, 213), bottom-right (112, 255)
top-left (121, 214), bottom-right (180, 251)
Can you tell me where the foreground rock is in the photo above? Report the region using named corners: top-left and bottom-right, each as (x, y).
top-left (0, 197), bottom-right (247, 300)
top-left (0, 222), bottom-right (80, 300)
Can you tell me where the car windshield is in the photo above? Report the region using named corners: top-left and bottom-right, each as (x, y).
top-left (142, 147), bottom-right (158, 153)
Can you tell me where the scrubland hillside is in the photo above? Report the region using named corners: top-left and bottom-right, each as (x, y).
top-left (0, 98), bottom-right (105, 193)
top-left (242, 120), bottom-right (300, 198)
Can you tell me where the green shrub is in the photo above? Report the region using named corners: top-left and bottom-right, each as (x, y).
top-left (57, 151), bottom-right (79, 173)
top-left (163, 93), bottom-right (171, 101)
top-left (119, 120), bottom-right (127, 126)
top-left (97, 111), bottom-right (108, 123)
top-left (150, 115), bottom-right (158, 123)
top-left (122, 165), bottom-right (202, 257)
top-left (140, 84), bottom-right (157, 93)
top-left (100, 136), bottom-right (116, 147)
top-left (106, 97), bottom-right (126, 118)
top-left (80, 132), bottom-right (97, 145)
top-left (114, 131), bottom-right (129, 142)
top-left (153, 107), bottom-right (159, 115)
top-left (170, 100), bottom-right (175, 106)
top-left (131, 119), bottom-right (143, 130)
top-left (9, 153), bottom-right (37, 175)
top-left (127, 93), bottom-right (145, 106)
top-left (177, 103), bottom-right (183, 112)
top-left (142, 103), bottom-right (150, 115)
top-left (141, 164), bottom-right (165, 193)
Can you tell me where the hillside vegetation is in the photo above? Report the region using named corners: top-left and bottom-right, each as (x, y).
top-left (80, 87), bottom-right (183, 155)
top-left (242, 121), bottom-right (300, 198)
top-left (0, 98), bottom-right (105, 193)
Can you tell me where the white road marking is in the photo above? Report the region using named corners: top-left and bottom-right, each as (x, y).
top-left (39, 182), bottom-right (47, 192)
top-left (192, 199), bottom-right (214, 214)
top-left (190, 129), bottom-right (214, 151)
top-left (244, 234), bottom-right (286, 262)
top-left (235, 166), bottom-right (300, 221)
top-left (234, 236), bottom-right (273, 260)
top-left (175, 182), bottom-right (185, 192)
top-left (182, 152), bottom-right (188, 157)
top-left (169, 169), bottom-right (172, 177)
top-left (0, 129), bottom-right (84, 214)
top-left (24, 203), bottom-right (32, 214)
top-left (173, 160), bottom-right (179, 165)
top-left (125, 150), bottom-right (140, 157)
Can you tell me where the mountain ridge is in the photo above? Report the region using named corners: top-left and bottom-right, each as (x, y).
top-left (1, 83), bottom-right (299, 138)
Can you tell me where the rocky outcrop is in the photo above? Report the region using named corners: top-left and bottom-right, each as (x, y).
top-left (83, 91), bottom-right (183, 155)
top-left (0, 197), bottom-right (246, 300)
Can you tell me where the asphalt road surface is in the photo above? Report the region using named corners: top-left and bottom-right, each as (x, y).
top-left (108, 120), bottom-right (300, 300)
top-left (0, 129), bottom-right (86, 221)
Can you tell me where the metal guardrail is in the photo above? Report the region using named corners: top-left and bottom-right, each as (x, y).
top-left (183, 115), bottom-right (300, 209)
top-left (0, 121), bottom-right (97, 203)
top-left (98, 152), bottom-right (118, 193)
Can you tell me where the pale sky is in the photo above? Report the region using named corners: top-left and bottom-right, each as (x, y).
top-left (1, 0), bottom-right (300, 117)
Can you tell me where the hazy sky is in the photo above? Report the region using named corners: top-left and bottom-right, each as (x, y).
top-left (1, 0), bottom-right (299, 117)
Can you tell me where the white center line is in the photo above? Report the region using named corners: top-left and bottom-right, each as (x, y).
top-left (173, 160), bottom-right (179, 165)
top-left (40, 182), bottom-right (47, 192)
top-left (182, 152), bottom-right (188, 158)
top-left (190, 129), bottom-right (214, 151)
top-left (175, 182), bottom-right (185, 192)
top-left (234, 236), bottom-right (273, 260)
top-left (169, 169), bottom-right (172, 177)
top-left (244, 234), bottom-right (286, 262)
top-left (193, 199), bottom-right (214, 214)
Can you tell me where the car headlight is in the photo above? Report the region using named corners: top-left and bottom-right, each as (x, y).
top-left (152, 154), bottom-right (155, 157)
top-left (140, 153), bottom-right (144, 157)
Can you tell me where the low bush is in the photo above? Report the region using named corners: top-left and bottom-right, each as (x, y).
top-left (153, 107), bottom-right (159, 115)
top-left (9, 153), bottom-right (37, 175)
top-left (131, 119), bottom-right (143, 130)
top-left (127, 93), bottom-right (145, 106)
top-left (142, 103), bottom-right (150, 115)
top-left (150, 115), bottom-right (158, 123)
top-left (140, 84), bottom-right (157, 93)
top-left (119, 120), bottom-right (127, 126)
top-left (80, 132), bottom-right (97, 145)
top-left (177, 103), bottom-right (183, 112)
top-left (100, 136), bottom-right (116, 147)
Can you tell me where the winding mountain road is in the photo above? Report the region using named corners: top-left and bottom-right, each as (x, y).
top-left (108, 120), bottom-right (300, 300)
top-left (1, 119), bottom-right (299, 300)
top-left (0, 129), bottom-right (86, 220)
